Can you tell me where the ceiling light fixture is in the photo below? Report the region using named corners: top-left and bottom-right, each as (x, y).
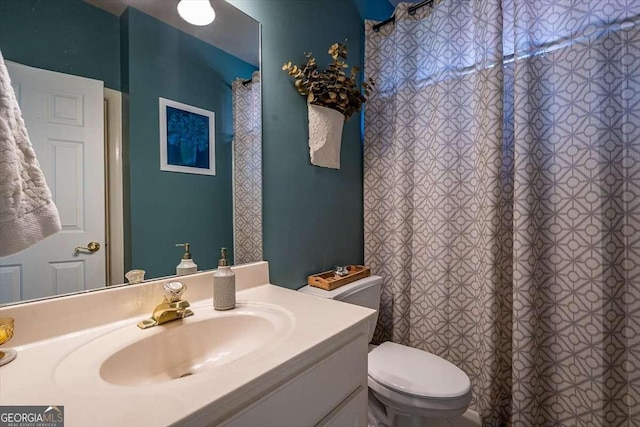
top-left (177, 0), bottom-right (216, 26)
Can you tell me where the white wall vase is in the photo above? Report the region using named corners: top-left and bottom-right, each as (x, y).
top-left (307, 103), bottom-right (344, 169)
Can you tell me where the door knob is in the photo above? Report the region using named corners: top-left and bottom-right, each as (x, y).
top-left (74, 241), bottom-right (100, 254)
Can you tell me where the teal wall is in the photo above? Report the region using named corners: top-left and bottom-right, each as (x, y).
top-left (0, 0), bottom-right (121, 90)
top-left (229, 0), bottom-right (366, 288)
top-left (122, 8), bottom-right (256, 278)
top-left (1, 0), bottom-right (378, 287)
top-left (353, 0), bottom-right (395, 21)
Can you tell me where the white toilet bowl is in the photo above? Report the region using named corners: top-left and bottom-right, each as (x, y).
top-left (367, 342), bottom-right (471, 426)
top-left (298, 276), bottom-right (472, 426)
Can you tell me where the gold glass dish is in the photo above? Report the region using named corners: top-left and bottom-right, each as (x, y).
top-left (0, 318), bottom-right (17, 366)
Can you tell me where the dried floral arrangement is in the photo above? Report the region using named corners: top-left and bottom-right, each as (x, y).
top-left (282, 41), bottom-right (374, 120)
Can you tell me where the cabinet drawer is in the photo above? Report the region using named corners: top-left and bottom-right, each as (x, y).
top-left (316, 386), bottom-right (367, 427)
top-left (221, 333), bottom-right (368, 427)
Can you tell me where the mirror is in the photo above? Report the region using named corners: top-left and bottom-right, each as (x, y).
top-left (0, 0), bottom-right (262, 305)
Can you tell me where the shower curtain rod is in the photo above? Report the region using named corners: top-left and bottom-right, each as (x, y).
top-left (372, 0), bottom-right (434, 32)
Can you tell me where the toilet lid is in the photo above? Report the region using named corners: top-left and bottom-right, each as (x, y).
top-left (368, 342), bottom-right (471, 399)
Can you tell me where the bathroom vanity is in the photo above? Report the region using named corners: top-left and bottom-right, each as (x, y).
top-left (0, 262), bottom-right (375, 426)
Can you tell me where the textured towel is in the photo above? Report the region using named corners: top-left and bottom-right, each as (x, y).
top-left (0, 52), bottom-right (61, 257)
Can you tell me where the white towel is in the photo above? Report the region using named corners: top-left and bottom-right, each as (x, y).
top-left (0, 52), bottom-right (61, 257)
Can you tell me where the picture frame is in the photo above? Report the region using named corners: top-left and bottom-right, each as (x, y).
top-left (159, 97), bottom-right (216, 175)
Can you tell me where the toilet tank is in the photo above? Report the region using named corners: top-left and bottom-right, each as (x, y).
top-left (298, 275), bottom-right (382, 342)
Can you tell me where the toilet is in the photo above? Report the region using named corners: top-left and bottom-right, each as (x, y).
top-left (299, 275), bottom-right (471, 427)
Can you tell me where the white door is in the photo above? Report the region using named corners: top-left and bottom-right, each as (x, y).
top-left (0, 62), bottom-right (105, 304)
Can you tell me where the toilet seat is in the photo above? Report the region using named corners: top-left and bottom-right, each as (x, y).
top-left (367, 342), bottom-right (472, 419)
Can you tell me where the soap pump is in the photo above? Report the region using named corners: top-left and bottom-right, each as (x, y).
top-left (213, 247), bottom-right (235, 310)
top-left (175, 243), bottom-right (197, 276)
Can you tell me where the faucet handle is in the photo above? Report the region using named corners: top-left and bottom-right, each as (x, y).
top-left (163, 281), bottom-right (187, 302)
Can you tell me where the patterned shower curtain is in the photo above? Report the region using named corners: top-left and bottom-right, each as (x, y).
top-left (364, 1), bottom-right (640, 425)
top-left (232, 71), bottom-right (263, 264)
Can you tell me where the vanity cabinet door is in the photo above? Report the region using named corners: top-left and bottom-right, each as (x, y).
top-left (219, 333), bottom-right (368, 427)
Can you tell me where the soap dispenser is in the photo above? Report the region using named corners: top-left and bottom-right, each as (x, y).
top-left (175, 243), bottom-right (197, 276)
top-left (213, 248), bottom-right (235, 310)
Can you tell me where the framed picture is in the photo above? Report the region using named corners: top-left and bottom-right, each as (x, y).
top-left (159, 97), bottom-right (215, 175)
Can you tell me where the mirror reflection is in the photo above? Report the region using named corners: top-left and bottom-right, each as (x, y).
top-left (0, 0), bottom-right (262, 305)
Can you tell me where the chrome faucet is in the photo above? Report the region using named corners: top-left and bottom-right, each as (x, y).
top-left (137, 281), bottom-right (194, 329)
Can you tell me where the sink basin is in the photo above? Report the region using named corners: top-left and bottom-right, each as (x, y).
top-left (55, 303), bottom-right (294, 388)
top-left (102, 311), bottom-right (283, 385)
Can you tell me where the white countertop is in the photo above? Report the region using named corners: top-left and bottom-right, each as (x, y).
top-left (0, 276), bottom-right (374, 426)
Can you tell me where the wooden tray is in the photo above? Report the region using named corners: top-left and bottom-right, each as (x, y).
top-left (308, 265), bottom-right (371, 291)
